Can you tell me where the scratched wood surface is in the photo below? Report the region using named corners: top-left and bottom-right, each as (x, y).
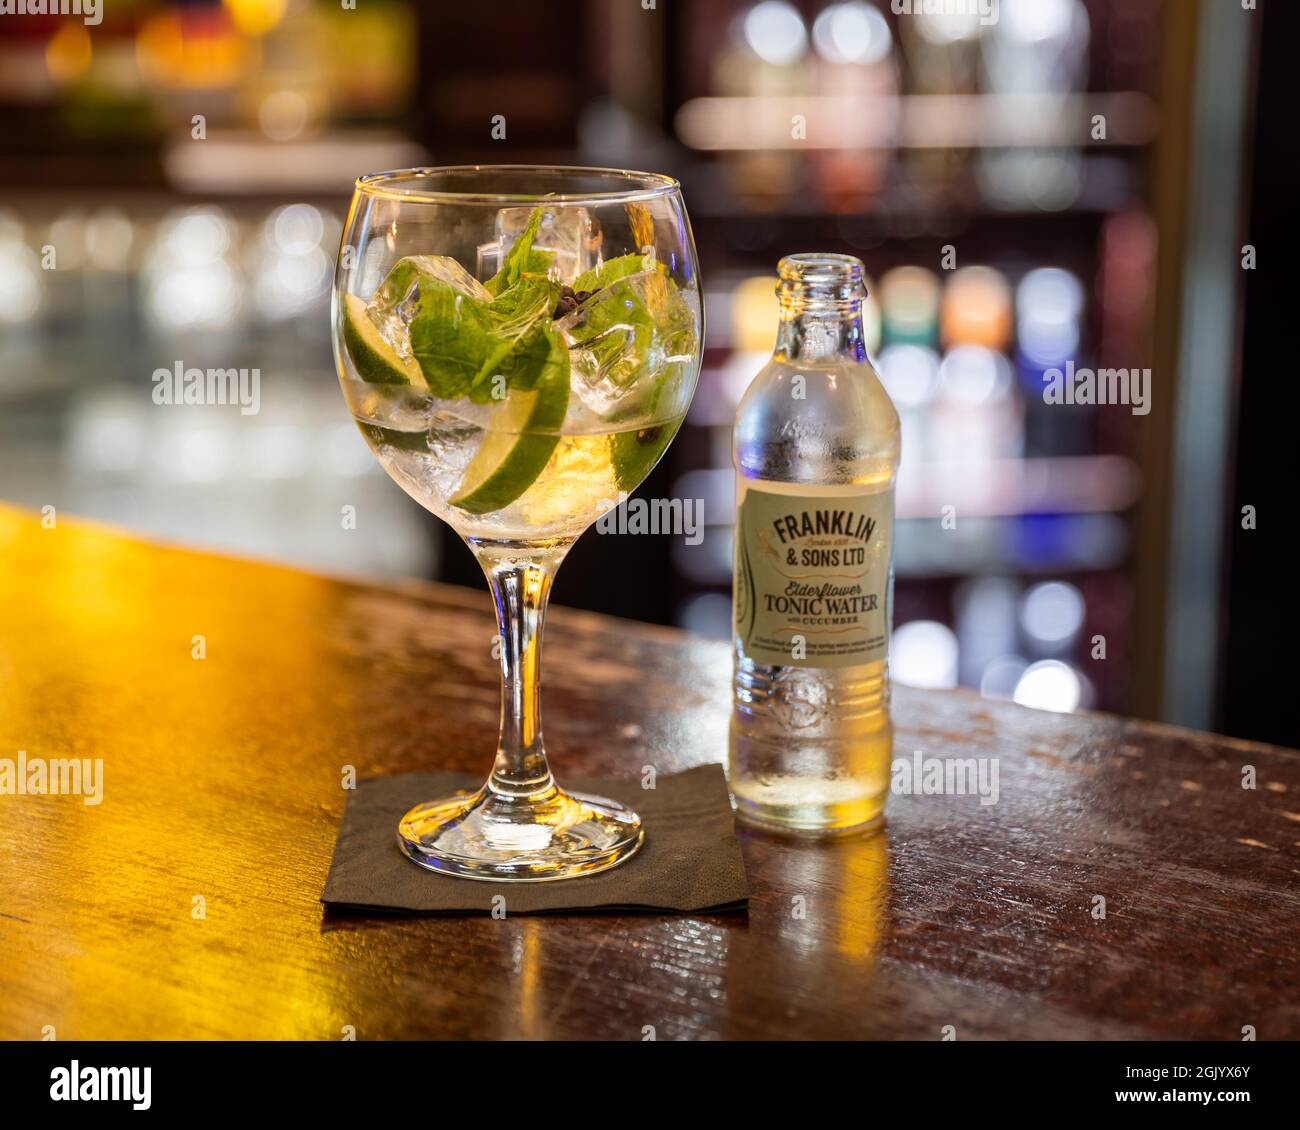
top-left (0, 504), bottom-right (1296, 1040)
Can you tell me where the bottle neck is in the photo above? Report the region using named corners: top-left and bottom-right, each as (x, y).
top-left (774, 301), bottom-right (867, 364)
top-left (772, 253), bottom-right (869, 364)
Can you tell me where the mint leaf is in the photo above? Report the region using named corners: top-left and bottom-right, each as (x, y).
top-left (464, 275), bottom-right (561, 402)
top-left (469, 319), bottom-right (558, 403)
top-left (467, 321), bottom-right (569, 405)
top-left (485, 206), bottom-right (552, 297)
top-left (405, 242), bottom-right (561, 402)
top-left (408, 278), bottom-right (498, 399)
top-left (489, 274), bottom-right (558, 336)
top-left (573, 252), bottom-right (651, 295)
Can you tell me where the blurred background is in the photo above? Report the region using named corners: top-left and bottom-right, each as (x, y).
top-left (0, 0), bottom-right (1290, 746)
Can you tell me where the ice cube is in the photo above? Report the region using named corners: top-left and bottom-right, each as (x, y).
top-left (475, 240), bottom-right (502, 281)
top-left (493, 205), bottom-right (596, 282)
top-left (366, 255), bottom-right (492, 360)
top-left (345, 377), bottom-right (498, 439)
top-left (346, 377), bottom-right (435, 433)
top-left (556, 269), bottom-right (698, 416)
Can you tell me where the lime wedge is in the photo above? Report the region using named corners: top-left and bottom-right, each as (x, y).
top-left (610, 414), bottom-right (684, 492)
top-left (451, 330), bottom-right (571, 515)
top-left (342, 293), bottom-right (424, 386)
top-left (609, 360), bottom-right (689, 491)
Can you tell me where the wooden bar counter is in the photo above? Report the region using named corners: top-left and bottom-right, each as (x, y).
top-left (0, 504), bottom-right (1296, 1040)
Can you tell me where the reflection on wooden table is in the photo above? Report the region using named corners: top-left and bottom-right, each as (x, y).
top-left (0, 504), bottom-right (1295, 1040)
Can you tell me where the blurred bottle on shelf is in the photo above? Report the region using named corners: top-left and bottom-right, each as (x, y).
top-left (977, 0), bottom-right (1090, 210)
top-left (879, 265), bottom-right (940, 346)
top-left (877, 341), bottom-right (938, 475)
top-left (931, 344), bottom-right (1022, 467)
top-left (1014, 265), bottom-right (1090, 456)
top-left (808, 1), bottom-right (899, 210)
top-left (932, 265), bottom-right (1022, 476)
top-left (940, 264), bottom-right (1012, 350)
top-left (954, 575), bottom-right (1020, 688)
top-left (0, 212), bottom-right (44, 337)
top-left (711, 1), bottom-right (811, 209)
top-left (895, 3), bottom-right (986, 207)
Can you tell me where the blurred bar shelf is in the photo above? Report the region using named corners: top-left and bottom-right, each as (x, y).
top-left (162, 131), bottom-right (428, 196)
top-left (679, 455), bottom-right (1139, 526)
top-left (676, 92), bottom-right (1159, 151)
top-left (895, 455), bottom-right (1140, 519)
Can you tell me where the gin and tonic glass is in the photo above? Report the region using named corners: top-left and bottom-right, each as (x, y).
top-left (332, 167), bottom-right (702, 880)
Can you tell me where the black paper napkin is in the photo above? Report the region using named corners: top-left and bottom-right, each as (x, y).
top-left (321, 763), bottom-right (749, 915)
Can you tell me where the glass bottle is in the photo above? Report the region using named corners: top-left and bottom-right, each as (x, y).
top-left (731, 253), bottom-right (900, 835)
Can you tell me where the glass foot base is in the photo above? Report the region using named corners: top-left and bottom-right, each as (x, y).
top-left (397, 783), bottom-right (644, 882)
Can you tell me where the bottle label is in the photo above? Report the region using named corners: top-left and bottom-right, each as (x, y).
top-left (734, 486), bottom-right (892, 669)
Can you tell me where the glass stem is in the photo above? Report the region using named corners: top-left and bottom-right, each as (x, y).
top-left (479, 548), bottom-right (566, 800)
